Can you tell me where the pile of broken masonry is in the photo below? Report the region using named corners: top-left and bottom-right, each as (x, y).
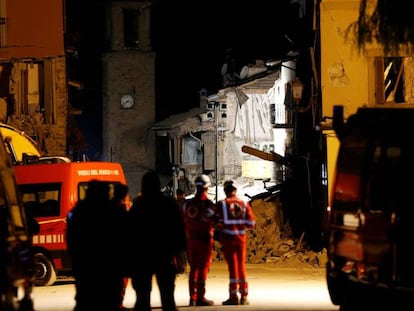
top-left (211, 196), bottom-right (327, 269)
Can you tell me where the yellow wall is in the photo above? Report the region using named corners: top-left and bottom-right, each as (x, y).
top-left (320, 0), bottom-right (372, 205)
top-left (320, 0), bottom-right (370, 120)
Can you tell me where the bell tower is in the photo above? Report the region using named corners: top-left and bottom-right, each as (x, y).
top-left (102, 1), bottom-right (155, 195)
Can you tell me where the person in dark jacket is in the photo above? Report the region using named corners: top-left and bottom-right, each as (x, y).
top-left (127, 170), bottom-right (187, 311)
top-left (66, 180), bottom-right (126, 311)
top-left (109, 183), bottom-right (130, 311)
top-left (175, 188), bottom-right (186, 209)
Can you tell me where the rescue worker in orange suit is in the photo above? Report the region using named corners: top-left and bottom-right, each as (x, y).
top-left (181, 174), bottom-right (216, 306)
top-left (216, 180), bottom-right (256, 305)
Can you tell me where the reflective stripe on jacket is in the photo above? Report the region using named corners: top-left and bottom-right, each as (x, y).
top-left (217, 194), bottom-right (255, 236)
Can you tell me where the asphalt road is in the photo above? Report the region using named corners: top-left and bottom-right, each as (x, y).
top-left (29, 261), bottom-right (339, 311)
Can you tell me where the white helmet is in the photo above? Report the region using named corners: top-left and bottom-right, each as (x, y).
top-left (194, 174), bottom-right (211, 188)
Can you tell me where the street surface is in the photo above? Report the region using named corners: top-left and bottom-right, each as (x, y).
top-left (29, 261), bottom-right (339, 311)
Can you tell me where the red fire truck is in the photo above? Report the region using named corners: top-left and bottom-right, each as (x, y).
top-left (14, 160), bottom-right (128, 286)
top-left (1, 124), bottom-right (129, 286)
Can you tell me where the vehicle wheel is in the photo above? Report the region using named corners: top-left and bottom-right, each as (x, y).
top-left (339, 303), bottom-right (351, 311)
top-left (326, 263), bottom-right (345, 305)
top-left (33, 253), bottom-right (56, 286)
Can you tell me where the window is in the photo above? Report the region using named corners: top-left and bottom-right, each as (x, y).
top-left (19, 183), bottom-right (61, 217)
top-left (365, 144), bottom-right (401, 213)
top-left (182, 136), bottom-right (202, 165)
top-left (123, 8), bottom-right (139, 48)
top-left (78, 181), bottom-right (121, 201)
top-left (384, 58), bottom-right (404, 102)
top-left (372, 56), bottom-right (413, 104)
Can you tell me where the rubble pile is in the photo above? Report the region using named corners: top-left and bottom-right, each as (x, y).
top-left (212, 196), bottom-right (327, 268)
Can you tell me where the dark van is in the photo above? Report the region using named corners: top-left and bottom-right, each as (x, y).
top-left (326, 105), bottom-right (414, 310)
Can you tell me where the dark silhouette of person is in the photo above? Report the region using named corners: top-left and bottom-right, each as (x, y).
top-left (127, 170), bottom-right (187, 311)
top-left (175, 188), bottom-right (186, 209)
top-left (0, 197), bottom-right (39, 311)
top-left (0, 204), bottom-right (11, 311)
top-left (24, 206), bottom-right (40, 237)
top-left (19, 204), bottom-right (40, 310)
top-left (66, 180), bottom-right (126, 311)
top-left (181, 174), bottom-right (216, 306)
top-left (109, 183), bottom-right (130, 311)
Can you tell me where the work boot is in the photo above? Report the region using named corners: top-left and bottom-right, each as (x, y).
top-left (222, 298), bottom-right (239, 305)
top-left (239, 297), bottom-right (250, 305)
top-left (196, 298), bottom-right (214, 306)
top-left (196, 283), bottom-right (213, 306)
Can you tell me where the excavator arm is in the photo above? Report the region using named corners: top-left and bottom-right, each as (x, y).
top-left (241, 145), bottom-right (288, 164)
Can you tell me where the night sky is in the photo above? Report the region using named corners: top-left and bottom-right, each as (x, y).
top-left (67, 0), bottom-right (304, 115)
top-left (151, 0), bottom-right (305, 119)
top-left (65, 0), bottom-right (306, 159)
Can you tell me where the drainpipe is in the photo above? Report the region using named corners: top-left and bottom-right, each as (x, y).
top-left (214, 101), bottom-right (219, 203)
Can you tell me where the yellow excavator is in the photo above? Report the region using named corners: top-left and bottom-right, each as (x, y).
top-left (0, 127), bottom-right (36, 311)
top-left (0, 124), bottom-right (41, 164)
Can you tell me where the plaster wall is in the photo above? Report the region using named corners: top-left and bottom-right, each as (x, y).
top-left (320, 0), bottom-right (369, 120)
top-left (320, 0), bottom-right (370, 204)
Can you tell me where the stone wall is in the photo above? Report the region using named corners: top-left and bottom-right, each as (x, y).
top-left (7, 56), bottom-right (67, 157)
